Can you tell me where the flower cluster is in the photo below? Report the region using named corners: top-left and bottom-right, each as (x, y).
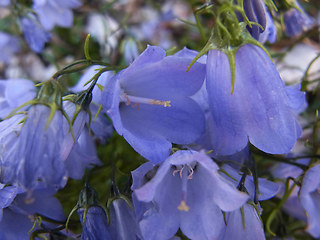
top-left (0, 0), bottom-right (319, 239)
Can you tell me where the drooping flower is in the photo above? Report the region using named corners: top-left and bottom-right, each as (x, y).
top-left (283, 1), bottom-right (315, 37)
top-left (236, 0), bottom-right (276, 43)
top-left (108, 197), bottom-right (143, 239)
top-left (0, 0), bottom-right (9, 6)
top-left (20, 14), bottom-right (50, 53)
top-left (123, 38), bottom-right (139, 64)
top-left (219, 164), bottom-right (279, 240)
top-left (242, 0), bottom-right (267, 40)
top-left (0, 81), bottom-right (88, 190)
top-left (258, 10), bottom-right (277, 43)
top-left (220, 204), bottom-right (265, 240)
top-left (101, 46), bottom-right (206, 163)
top-left (33, 0), bottom-right (81, 31)
top-left (65, 128), bottom-right (101, 180)
top-left (77, 206), bottom-right (112, 240)
top-left (132, 150), bottom-right (249, 239)
top-left (0, 105), bottom-right (69, 189)
top-left (0, 185), bottom-right (65, 240)
top-left (76, 184), bottom-right (112, 240)
top-left (271, 158), bottom-right (308, 222)
top-left (205, 44), bottom-right (305, 156)
top-left (300, 164), bottom-right (320, 238)
top-left (0, 78), bottom-right (36, 119)
top-left (0, 32), bottom-right (20, 64)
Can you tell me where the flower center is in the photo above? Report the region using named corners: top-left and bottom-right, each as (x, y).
top-left (173, 164), bottom-right (196, 212)
top-left (120, 92), bottom-right (171, 108)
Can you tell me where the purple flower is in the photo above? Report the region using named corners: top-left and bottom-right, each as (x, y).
top-left (0, 184), bottom-right (18, 221)
top-left (0, 32), bottom-right (20, 63)
top-left (220, 204), bottom-right (265, 240)
top-left (132, 150), bottom-right (249, 239)
top-left (77, 206), bottom-right (112, 240)
top-left (258, 10), bottom-right (277, 43)
top-left (272, 158), bottom-right (309, 222)
top-left (243, 0), bottom-right (267, 40)
top-left (0, 100), bottom-right (86, 190)
top-left (20, 14), bottom-right (50, 53)
top-left (0, 78), bottom-right (36, 119)
top-left (300, 164), bottom-right (320, 238)
top-left (0, 0), bottom-right (9, 7)
top-left (0, 186), bottom-right (65, 240)
top-left (33, 0), bottom-right (81, 31)
top-left (284, 1), bottom-right (315, 37)
top-left (219, 164), bottom-right (279, 240)
top-left (123, 38), bottom-right (139, 64)
top-left (109, 197), bottom-right (143, 239)
top-left (101, 46), bottom-right (206, 163)
top-left (205, 44), bottom-right (305, 155)
top-left (65, 128), bottom-right (101, 180)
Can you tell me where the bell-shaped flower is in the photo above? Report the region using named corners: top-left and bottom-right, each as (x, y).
top-left (33, 0), bottom-right (81, 31)
top-left (284, 1), bottom-right (315, 37)
top-left (132, 150), bottom-right (249, 239)
top-left (101, 46), bottom-right (206, 163)
top-left (258, 10), bottom-right (277, 43)
top-left (0, 78), bottom-right (36, 119)
top-left (20, 13), bottom-right (50, 53)
top-left (219, 164), bottom-right (279, 240)
top-left (0, 185), bottom-right (65, 240)
top-left (0, 105), bottom-right (69, 189)
top-left (0, 184), bottom-right (18, 221)
top-left (242, 0), bottom-right (267, 40)
top-left (0, 32), bottom-right (20, 64)
top-left (65, 128), bottom-right (101, 180)
top-left (77, 206), bottom-right (112, 240)
top-left (108, 197), bottom-right (143, 239)
top-left (300, 164), bottom-right (320, 238)
top-left (0, 0), bottom-right (9, 6)
top-left (75, 184), bottom-right (112, 240)
top-left (123, 38), bottom-right (139, 64)
top-left (220, 203), bottom-right (265, 240)
top-left (206, 44), bottom-right (305, 156)
top-left (0, 94), bottom-right (87, 190)
top-left (272, 158), bottom-right (309, 222)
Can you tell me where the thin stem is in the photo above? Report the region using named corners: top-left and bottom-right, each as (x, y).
top-left (266, 178), bottom-right (297, 236)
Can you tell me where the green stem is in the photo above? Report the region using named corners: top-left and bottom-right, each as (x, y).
top-left (266, 178), bottom-right (296, 236)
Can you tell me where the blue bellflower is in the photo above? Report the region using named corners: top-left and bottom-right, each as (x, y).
top-left (206, 44), bottom-right (305, 155)
top-left (219, 165), bottom-right (279, 240)
top-left (236, 0), bottom-right (276, 43)
top-left (77, 206), bottom-right (112, 240)
top-left (33, 0), bottom-right (81, 31)
top-left (132, 150), bottom-right (249, 239)
top-left (0, 101), bottom-right (86, 190)
top-left (101, 46), bottom-right (206, 163)
top-left (123, 38), bottom-right (139, 64)
top-left (0, 78), bottom-right (36, 119)
top-left (300, 164), bottom-right (320, 238)
top-left (109, 197), bottom-right (143, 239)
top-left (20, 14), bottom-right (50, 53)
top-left (243, 0), bottom-right (267, 40)
top-left (65, 128), bottom-right (101, 180)
top-left (272, 158), bottom-right (309, 222)
top-left (0, 0), bottom-right (10, 6)
top-left (0, 32), bottom-right (20, 64)
top-left (0, 186), bottom-right (65, 240)
top-left (284, 1), bottom-right (315, 37)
